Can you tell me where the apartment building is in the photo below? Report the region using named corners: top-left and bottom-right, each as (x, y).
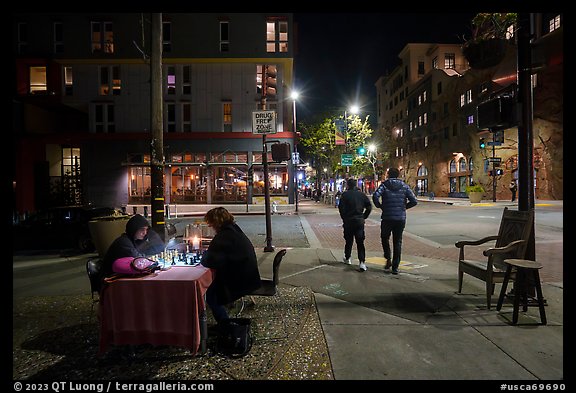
top-left (13, 13), bottom-right (296, 214)
top-left (375, 13), bottom-right (563, 200)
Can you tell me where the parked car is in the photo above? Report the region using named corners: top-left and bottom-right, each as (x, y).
top-left (13, 205), bottom-right (121, 253)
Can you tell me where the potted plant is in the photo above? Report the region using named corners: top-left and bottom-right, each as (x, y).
top-left (465, 184), bottom-right (485, 203)
top-left (462, 13), bottom-right (517, 69)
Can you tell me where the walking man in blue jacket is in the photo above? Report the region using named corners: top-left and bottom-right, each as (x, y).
top-left (372, 168), bottom-right (418, 275)
top-left (338, 178), bottom-right (372, 272)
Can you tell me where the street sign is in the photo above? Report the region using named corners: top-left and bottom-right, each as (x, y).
top-left (488, 157), bottom-right (502, 163)
top-left (252, 111), bottom-right (277, 134)
top-left (487, 141), bottom-right (502, 146)
top-left (341, 154), bottom-right (353, 166)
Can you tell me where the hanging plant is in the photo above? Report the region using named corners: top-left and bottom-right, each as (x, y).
top-left (462, 13), bottom-right (517, 69)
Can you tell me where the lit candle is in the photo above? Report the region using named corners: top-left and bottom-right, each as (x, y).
top-left (192, 236), bottom-right (200, 250)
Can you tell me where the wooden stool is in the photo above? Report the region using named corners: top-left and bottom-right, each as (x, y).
top-left (497, 259), bottom-right (547, 325)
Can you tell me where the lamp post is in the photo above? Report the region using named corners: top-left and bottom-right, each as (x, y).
top-left (367, 143), bottom-right (378, 190)
top-left (290, 91), bottom-right (299, 213)
top-left (343, 105), bottom-right (359, 176)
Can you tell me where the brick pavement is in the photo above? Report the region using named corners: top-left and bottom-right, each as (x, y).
top-left (302, 208), bottom-right (562, 284)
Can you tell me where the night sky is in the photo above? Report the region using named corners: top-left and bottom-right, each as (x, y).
top-left (292, 13), bottom-right (478, 125)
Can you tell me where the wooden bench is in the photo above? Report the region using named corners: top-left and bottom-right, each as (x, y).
top-left (455, 207), bottom-right (534, 309)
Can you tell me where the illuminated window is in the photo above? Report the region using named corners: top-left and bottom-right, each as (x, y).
top-left (223, 102), bottom-right (232, 132)
top-left (64, 66), bottom-right (73, 96)
top-left (29, 66), bottom-right (47, 94)
top-left (549, 15), bottom-right (561, 32)
top-left (167, 66), bottom-right (176, 95)
top-left (266, 19), bottom-right (288, 53)
top-left (444, 53), bottom-right (455, 69)
top-left (99, 66), bottom-right (121, 95)
top-left (91, 21), bottom-right (114, 53)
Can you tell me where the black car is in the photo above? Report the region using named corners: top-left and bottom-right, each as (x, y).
top-left (13, 205), bottom-right (120, 253)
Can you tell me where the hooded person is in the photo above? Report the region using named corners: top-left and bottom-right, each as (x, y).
top-left (372, 167), bottom-right (418, 275)
top-left (102, 214), bottom-right (164, 278)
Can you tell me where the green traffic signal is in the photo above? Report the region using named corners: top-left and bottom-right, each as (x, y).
top-left (357, 146), bottom-right (366, 155)
top-left (479, 138), bottom-right (486, 149)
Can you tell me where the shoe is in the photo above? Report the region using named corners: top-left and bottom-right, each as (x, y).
top-left (359, 262), bottom-right (367, 272)
top-left (384, 259), bottom-right (392, 272)
top-left (392, 269), bottom-right (399, 275)
top-left (342, 257), bottom-right (352, 265)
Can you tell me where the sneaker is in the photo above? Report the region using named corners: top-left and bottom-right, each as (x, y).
top-left (384, 259), bottom-right (392, 272)
top-left (359, 262), bottom-right (367, 272)
top-left (392, 268), bottom-right (399, 275)
top-left (342, 257), bottom-right (352, 265)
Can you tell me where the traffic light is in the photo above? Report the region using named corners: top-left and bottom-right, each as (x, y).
top-left (479, 138), bottom-right (486, 149)
top-left (356, 146), bottom-right (366, 155)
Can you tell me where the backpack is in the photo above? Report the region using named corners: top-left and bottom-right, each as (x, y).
top-left (216, 318), bottom-right (253, 358)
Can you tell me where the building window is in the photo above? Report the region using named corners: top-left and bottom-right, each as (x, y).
top-left (549, 15), bottom-right (561, 32)
top-left (266, 19), bottom-right (288, 53)
top-left (91, 21), bottom-right (114, 53)
top-left (29, 66), bottom-right (47, 94)
top-left (53, 22), bottom-right (64, 53)
top-left (166, 103), bottom-right (176, 132)
top-left (64, 66), bottom-right (73, 96)
top-left (460, 94), bottom-right (465, 107)
top-left (437, 82), bottom-right (442, 95)
top-left (17, 22), bottom-right (27, 54)
top-left (220, 21), bottom-right (229, 52)
top-left (445, 53), bottom-right (455, 69)
top-left (94, 103), bottom-right (115, 132)
top-left (432, 57), bottom-right (438, 69)
top-left (458, 157), bottom-right (467, 172)
top-left (466, 89), bottom-right (473, 104)
top-left (163, 21), bottom-right (172, 52)
top-left (182, 102), bottom-right (191, 132)
top-left (182, 66), bottom-right (191, 95)
top-left (256, 64), bottom-right (277, 97)
top-left (418, 61), bottom-right (425, 75)
top-left (467, 114), bottom-right (474, 125)
top-left (167, 66), bottom-right (176, 95)
top-left (99, 66), bottom-right (121, 95)
top-left (223, 102), bottom-right (232, 132)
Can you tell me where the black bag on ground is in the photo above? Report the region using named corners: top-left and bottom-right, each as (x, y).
top-left (216, 318), bottom-right (253, 358)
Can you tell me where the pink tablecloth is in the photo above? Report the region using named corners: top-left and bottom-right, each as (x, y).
top-left (98, 266), bottom-right (214, 355)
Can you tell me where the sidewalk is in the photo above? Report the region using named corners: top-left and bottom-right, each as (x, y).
top-left (268, 247), bottom-right (563, 380)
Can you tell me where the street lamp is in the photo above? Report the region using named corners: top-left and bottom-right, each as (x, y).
top-left (290, 90), bottom-right (299, 212)
top-left (367, 143), bottom-right (378, 190)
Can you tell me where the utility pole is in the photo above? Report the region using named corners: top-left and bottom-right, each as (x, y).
top-left (150, 13), bottom-right (166, 242)
top-left (261, 69), bottom-right (274, 252)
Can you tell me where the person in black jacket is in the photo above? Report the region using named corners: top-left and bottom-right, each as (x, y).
top-left (102, 214), bottom-right (165, 278)
top-left (338, 178), bottom-right (372, 272)
top-left (372, 168), bottom-right (418, 275)
top-left (201, 207), bottom-right (261, 322)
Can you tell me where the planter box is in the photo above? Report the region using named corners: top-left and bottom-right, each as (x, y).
top-left (468, 192), bottom-right (484, 203)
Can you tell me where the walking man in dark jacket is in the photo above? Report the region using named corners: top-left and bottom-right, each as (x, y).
top-left (338, 178), bottom-right (372, 272)
top-left (372, 168), bottom-right (418, 275)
